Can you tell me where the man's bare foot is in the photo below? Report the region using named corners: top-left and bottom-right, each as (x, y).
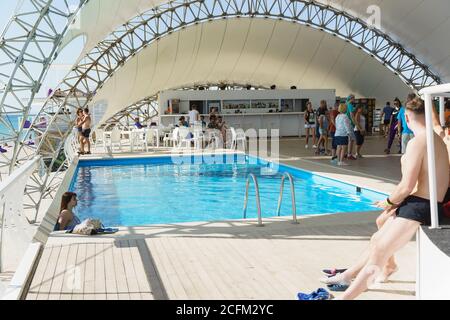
top-left (375, 266), bottom-right (399, 283)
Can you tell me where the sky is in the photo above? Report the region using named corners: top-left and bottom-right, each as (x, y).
top-left (1, 1), bottom-right (18, 32)
top-left (1, 0), bottom-right (85, 114)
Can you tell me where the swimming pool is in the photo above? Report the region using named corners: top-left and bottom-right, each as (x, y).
top-left (70, 154), bottom-right (386, 227)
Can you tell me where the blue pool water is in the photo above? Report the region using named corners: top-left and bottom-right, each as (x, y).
top-left (70, 155), bottom-right (386, 227)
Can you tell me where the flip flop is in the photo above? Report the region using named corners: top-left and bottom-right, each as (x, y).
top-left (0, 147), bottom-right (7, 153)
top-left (322, 268), bottom-right (348, 277)
top-left (297, 288), bottom-right (334, 301)
top-left (96, 228), bottom-right (119, 235)
top-left (327, 283), bottom-right (350, 292)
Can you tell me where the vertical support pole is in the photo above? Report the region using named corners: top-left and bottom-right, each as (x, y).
top-left (424, 94), bottom-right (440, 229)
top-left (439, 96), bottom-right (445, 127)
top-left (416, 229), bottom-right (421, 300)
top-left (0, 202), bottom-right (5, 273)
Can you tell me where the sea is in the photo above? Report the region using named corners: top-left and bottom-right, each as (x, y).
top-left (0, 115), bottom-right (34, 139)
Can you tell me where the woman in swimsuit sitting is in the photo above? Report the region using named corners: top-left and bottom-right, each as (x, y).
top-left (55, 192), bottom-right (82, 231)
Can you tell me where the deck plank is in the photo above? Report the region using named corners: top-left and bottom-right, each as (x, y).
top-left (94, 243), bottom-right (107, 299)
top-left (176, 238), bottom-right (224, 300)
top-left (149, 238), bottom-right (187, 300)
top-left (128, 239), bottom-right (152, 297)
top-left (60, 244), bottom-right (79, 299)
top-left (136, 239), bottom-right (166, 300)
top-left (103, 243), bottom-right (118, 296)
top-left (83, 243), bottom-right (96, 300)
top-left (160, 237), bottom-right (200, 299)
top-left (191, 236), bottom-right (238, 300)
top-left (211, 237), bottom-right (260, 299)
top-left (26, 293), bottom-right (38, 300)
top-left (119, 241), bottom-right (141, 299)
top-left (49, 244), bottom-right (71, 299)
top-left (164, 237), bottom-right (204, 299)
top-left (37, 245), bottom-right (61, 300)
top-left (112, 241), bottom-right (130, 299)
top-left (28, 246), bottom-right (53, 295)
top-left (73, 243), bottom-right (87, 297)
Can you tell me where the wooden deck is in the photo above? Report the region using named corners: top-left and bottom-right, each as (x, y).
top-left (26, 214), bottom-right (416, 300)
top-left (25, 137), bottom-right (416, 300)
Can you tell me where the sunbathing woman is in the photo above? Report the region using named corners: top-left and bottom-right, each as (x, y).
top-left (55, 192), bottom-right (81, 231)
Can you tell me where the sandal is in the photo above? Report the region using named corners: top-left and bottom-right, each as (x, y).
top-left (327, 283), bottom-right (350, 292)
top-left (322, 268), bottom-right (348, 277)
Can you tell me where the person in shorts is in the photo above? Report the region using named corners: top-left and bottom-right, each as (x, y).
top-left (354, 105), bottom-right (366, 158)
top-left (317, 101), bottom-right (330, 155)
top-left (334, 104), bottom-right (356, 166)
top-left (329, 103), bottom-right (339, 162)
top-left (304, 101), bottom-right (317, 149)
top-left (79, 108), bottom-right (92, 155)
top-left (381, 102), bottom-right (394, 137)
top-left (398, 93), bottom-right (416, 154)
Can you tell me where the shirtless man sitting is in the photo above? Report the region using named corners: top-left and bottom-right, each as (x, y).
top-left (79, 108), bottom-right (92, 155)
top-left (322, 97), bottom-right (450, 300)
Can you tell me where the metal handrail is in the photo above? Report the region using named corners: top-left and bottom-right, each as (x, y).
top-left (243, 174), bottom-right (263, 227)
top-left (276, 173), bottom-right (299, 224)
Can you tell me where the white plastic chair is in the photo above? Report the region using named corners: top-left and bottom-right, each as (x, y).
top-left (105, 127), bottom-right (122, 152)
top-left (131, 129), bottom-right (146, 151)
top-left (205, 129), bottom-right (222, 150)
top-left (230, 127), bottom-right (247, 151)
top-left (164, 127), bottom-right (180, 148)
top-left (178, 127), bottom-right (194, 149)
top-left (144, 129), bottom-right (157, 151)
top-left (193, 129), bottom-right (204, 150)
top-left (93, 128), bottom-right (105, 151)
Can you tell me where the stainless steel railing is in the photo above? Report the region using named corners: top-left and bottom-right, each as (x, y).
top-left (276, 172), bottom-right (299, 224)
top-left (243, 174), bottom-right (263, 227)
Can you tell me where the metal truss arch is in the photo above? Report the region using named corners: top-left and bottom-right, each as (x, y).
top-left (102, 96), bottom-right (160, 129)
top-left (13, 0), bottom-right (445, 169)
top-left (5, 0), bottom-right (444, 217)
top-left (0, 0), bottom-right (88, 178)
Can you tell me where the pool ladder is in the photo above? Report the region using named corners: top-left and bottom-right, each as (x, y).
top-left (276, 173), bottom-right (299, 224)
top-left (243, 174), bottom-right (263, 227)
top-left (243, 172), bottom-right (298, 226)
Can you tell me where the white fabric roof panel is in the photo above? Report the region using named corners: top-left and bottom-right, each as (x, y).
top-left (90, 19), bottom-right (411, 124)
top-left (63, 0), bottom-right (450, 83)
top-left (56, 0), bottom-right (450, 124)
top-left (316, 0), bottom-right (450, 82)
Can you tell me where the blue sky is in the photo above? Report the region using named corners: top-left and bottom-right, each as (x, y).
top-left (1, 0), bottom-right (85, 114)
top-left (1, 1), bottom-right (18, 32)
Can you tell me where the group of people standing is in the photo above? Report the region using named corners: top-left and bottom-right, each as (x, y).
top-left (304, 95), bottom-right (367, 166)
top-left (318, 96), bottom-right (450, 300)
top-left (382, 93), bottom-right (441, 155)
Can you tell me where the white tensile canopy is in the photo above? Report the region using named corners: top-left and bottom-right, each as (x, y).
top-left (58, 0), bottom-right (450, 124)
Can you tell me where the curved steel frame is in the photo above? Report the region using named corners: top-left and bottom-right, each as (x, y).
top-left (0, 0), bottom-right (87, 178)
top-left (102, 96), bottom-right (159, 129)
top-left (0, 0), bottom-right (444, 217)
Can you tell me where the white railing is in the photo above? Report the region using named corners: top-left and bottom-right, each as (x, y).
top-left (419, 83), bottom-right (450, 229)
top-left (0, 157), bottom-right (42, 274)
top-left (64, 130), bottom-right (79, 163)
